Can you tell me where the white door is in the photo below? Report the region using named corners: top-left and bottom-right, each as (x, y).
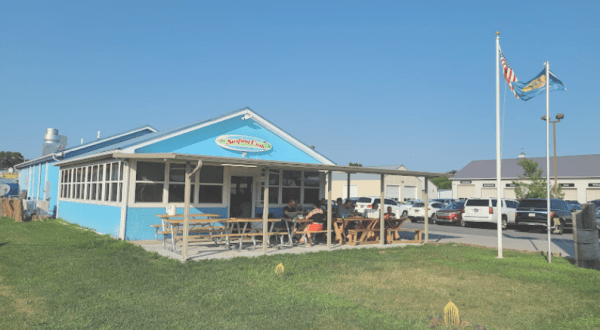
top-left (343, 185), bottom-right (358, 199)
top-left (386, 185), bottom-right (400, 200)
top-left (562, 189), bottom-right (577, 201)
top-left (457, 185), bottom-right (475, 199)
top-left (403, 186), bottom-right (416, 201)
top-left (587, 189), bottom-right (600, 201)
top-left (481, 188), bottom-right (497, 198)
top-left (504, 188), bottom-right (516, 199)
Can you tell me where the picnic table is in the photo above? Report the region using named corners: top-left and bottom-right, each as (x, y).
top-left (155, 213), bottom-right (223, 252)
top-left (208, 218), bottom-right (288, 251)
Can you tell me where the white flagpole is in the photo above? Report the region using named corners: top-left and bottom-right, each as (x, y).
top-left (546, 61), bottom-right (552, 263)
top-left (495, 32), bottom-right (503, 259)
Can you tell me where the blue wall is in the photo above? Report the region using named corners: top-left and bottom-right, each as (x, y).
top-left (136, 117), bottom-right (322, 164)
top-left (59, 201), bottom-right (122, 237)
top-left (48, 165), bottom-right (60, 217)
top-left (125, 206), bottom-right (228, 241)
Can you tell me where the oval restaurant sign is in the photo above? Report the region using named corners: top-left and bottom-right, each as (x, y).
top-left (215, 135), bottom-right (272, 152)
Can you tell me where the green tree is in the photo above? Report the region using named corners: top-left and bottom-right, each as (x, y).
top-left (0, 151), bottom-right (25, 169)
top-left (431, 177), bottom-right (451, 189)
top-left (512, 159), bottom-right (564, 199)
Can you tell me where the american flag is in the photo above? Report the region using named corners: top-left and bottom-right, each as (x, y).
top-left (500, 48), bottom-right (519, 99)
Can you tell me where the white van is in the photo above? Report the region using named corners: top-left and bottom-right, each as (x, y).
top-left (461, 198), bottom-right (519, 229)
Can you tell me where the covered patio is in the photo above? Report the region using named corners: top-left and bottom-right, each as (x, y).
top-left (111, 152), bottom-right (449, 260)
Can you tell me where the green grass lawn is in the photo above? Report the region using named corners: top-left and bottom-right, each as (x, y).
top-left (1, 216), bottom-right (600, 329)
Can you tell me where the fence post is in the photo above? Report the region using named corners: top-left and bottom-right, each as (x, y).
top-left (0, 197), bottom-right (4, 217)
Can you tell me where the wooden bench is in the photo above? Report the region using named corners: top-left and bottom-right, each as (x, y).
top-left (210, 231), bottom-right (289, 250)
top-left (387, 228), bottom-right (423, 244)
top-left (346, 229), bottom-right (381, 245)
top-left (294, 230), bottom-right (329, 246)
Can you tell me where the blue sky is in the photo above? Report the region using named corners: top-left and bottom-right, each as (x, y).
top-left (1, 0), bottom-right (598, 173)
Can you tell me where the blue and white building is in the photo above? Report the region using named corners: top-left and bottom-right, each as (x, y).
top-left (18, 108), bottom-right (444, 241)
top-left (14, 126), bottom-right (157, 217)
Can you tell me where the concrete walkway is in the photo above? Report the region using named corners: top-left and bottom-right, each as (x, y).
top-left (132, 227), bottom-right (578, 261)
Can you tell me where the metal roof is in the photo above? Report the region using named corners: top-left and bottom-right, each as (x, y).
top-left (55, 152), bottom-right (449, 178)
top-left (451, 154), bottom-right (600, 180)
top-left (331, 165), bottom-right (408, 181)
top-left (14, 125), bottom-right (156, 169)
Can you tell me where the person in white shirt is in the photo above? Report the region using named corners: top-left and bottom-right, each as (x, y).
top-left (363, 202), bottom-right (380, 218)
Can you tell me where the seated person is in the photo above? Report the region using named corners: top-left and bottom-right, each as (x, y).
top-left (297, 200), bottom-right (324, 244)
top-left (337, 199), bottom-right (356, 218)
top-left (385, 206), bottom-right (395, 220)
top-left (363, 202), bottom-right (380, 218)
top-left (320, 198), bottom-right (328, 211)
top-left (283, 199), bottom-right (302, 219)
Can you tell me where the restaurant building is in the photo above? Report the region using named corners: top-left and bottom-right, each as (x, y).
top-left (451, 154), bottom-right (600, 203)
top-left (18, 108), bottom-right (445, 242)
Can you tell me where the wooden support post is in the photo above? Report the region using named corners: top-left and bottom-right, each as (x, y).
top-left (263, 167), bottom-right (269, 254)
top-left (182, 161), bottom-right (192, 260)
top-left (380, 174), bottom-right (385, 246)
top-left (0, 197), bottom-right (4, 217)
top-left (424, 178), bottom-right (429, 243)
top-left (346, 173), bottom-right (351, 201)
top-left (327, 170), bottom-right (332, 249)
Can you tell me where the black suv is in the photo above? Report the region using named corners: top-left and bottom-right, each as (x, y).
top-left (515, 198), bottom-right (575, 234)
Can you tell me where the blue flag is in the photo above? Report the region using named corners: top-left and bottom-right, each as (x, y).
top-left (512, 68), bottom-right (566, 101)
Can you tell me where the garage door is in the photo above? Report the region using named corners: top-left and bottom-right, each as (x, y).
top-left (586, 189), bottom-right (600, 202)
top-left (457, 185), bottom-right (475, 199)
top-left (562, 189), bottom-right (577, 201)
top-left (386, 185), bottom-right (400, 200)
top-left (504, 188), bottom-right (516, 199)
top-left (403, 186), bottom-right (417, 201)
top-left (343, 185), bottom-right (358, 199)
top-left (481, 188), bottom-right (497, 198)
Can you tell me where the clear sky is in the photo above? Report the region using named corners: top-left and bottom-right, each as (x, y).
top-left (1, 0), bottom-right (598, 173)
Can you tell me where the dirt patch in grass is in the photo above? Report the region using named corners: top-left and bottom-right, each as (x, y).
top-left (322, 264), bottom-right (594, 329)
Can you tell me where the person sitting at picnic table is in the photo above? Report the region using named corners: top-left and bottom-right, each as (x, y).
top-left (337, 199), bottom-right (355, 218)
top-left (363, 202), bottom-right (380, 218)
top-left (320, 198), bottom-right (328, 211)
top-left (385, 206), bottom-right (395, 220)
top-left (296, 200), bottom-right (325, 244)
top-left (283, 198), bottom-right (302, 220)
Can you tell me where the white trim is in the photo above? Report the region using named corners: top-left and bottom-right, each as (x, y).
top-left (250, 112), bottom-right (335, 165)
top-left (119, 161), bottom-right (130, 240)
top-left (121, 111), bottom-right (248, 153)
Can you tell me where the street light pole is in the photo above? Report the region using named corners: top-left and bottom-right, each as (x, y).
top-left (542, 114), bottom-right (564, 198)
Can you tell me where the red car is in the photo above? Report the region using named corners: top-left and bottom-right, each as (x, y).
top-left (434, 201), bottom-right (465, 225)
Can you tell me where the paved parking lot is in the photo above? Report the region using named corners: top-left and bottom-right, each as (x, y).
top-left (402, 221), bottom-right (588, 257)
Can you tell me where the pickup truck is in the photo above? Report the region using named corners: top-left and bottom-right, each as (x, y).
top-left (514, 198), bottom-right (574, 234)
top-left (461, 198), bottom-right (519, 229)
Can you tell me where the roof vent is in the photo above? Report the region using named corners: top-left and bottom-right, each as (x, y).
top-left (518, 150), bottom-right (526, 158)
top-left (42, 128), bottom-right (68, 156)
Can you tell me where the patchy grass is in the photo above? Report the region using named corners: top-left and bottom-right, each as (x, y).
top-left (1, 217), bottom-right (600, 329)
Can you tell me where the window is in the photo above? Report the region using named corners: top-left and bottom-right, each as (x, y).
top-left (135, 162), bottom-right (165, 203)
top-left (198, 166), bottom-right (223, 203)
top-left (59, 161), bottom-right (125, 205)
top-left (261, 169), bottom-right (322, 205)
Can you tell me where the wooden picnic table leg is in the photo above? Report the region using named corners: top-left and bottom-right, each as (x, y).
top-left (333, 221), bottom-right (344, 244)
top-left (171, 224), bottom-right (178, 252)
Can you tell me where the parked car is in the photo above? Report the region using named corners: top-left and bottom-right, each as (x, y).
top-left (432, 198), bottom-right (455, 206)
top-left (514, 198), bottom-right (574, 234)
top-left (596, 208), bottom-right (600, 235)
top-left (407, 202), bottom-right (445, 223)
top-left (565, 200), bottom-right (582, 211)
top-left (461, 198), bottom-right (519, 229)
top-left (355, 196), bottom-right (409, 218)
top-left (435, 201), bottom-right (466, 225)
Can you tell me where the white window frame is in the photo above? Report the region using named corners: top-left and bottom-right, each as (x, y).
top-left (58, 160), bottom-right (124, 206)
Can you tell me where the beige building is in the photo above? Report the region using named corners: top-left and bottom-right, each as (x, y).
top-left (327, 165), bottom-right (438, 201)
top-left (451, 154), bottom-right (600, 203)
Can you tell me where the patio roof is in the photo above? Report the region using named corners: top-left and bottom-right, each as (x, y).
top-left (56, 151), bottom-right (450, 179)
